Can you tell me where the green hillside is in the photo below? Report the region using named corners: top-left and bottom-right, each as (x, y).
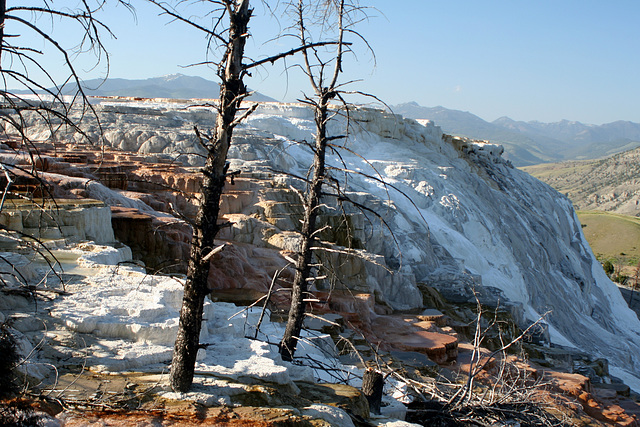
top-left (522, 147), bottom-right (640, 216)
top-left (577, 210), bottom-right (640, 264)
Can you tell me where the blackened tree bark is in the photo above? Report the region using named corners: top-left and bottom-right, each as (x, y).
top-left (168, 0), bottom-right (252, 392)
top-left (279, 90), bottom-right (333, 360)
top-left (0, 0), bottom-right (6, 59)
top-left (279, 0), bottom-right (350, 361)
top-left (362, 368), bottom-right (384, 415)
top-left (152, 0), bottom-right (346, 390)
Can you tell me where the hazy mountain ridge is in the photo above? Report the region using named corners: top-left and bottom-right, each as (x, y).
top-left (13, 74), bottom-right (277, 103)
top-left (395, 102), bottom-right (640, 166)
top-left (13, 77), bottom-right (640, 166)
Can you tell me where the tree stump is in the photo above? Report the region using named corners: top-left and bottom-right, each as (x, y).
top-left (362, 368), bottom-right (384, 415)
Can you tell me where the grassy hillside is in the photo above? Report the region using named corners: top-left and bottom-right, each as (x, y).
top-left (577, 210), bottom-right (640, 264)
top-left (522, 147), bottom-right (640, 216)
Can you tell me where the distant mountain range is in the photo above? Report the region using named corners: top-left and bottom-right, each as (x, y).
top-left (13, 74), bottom-right (277, 103)
top-left (393, 102), bottom-right (640, 167)
top-left (13, 75), bottom-right (640, 167)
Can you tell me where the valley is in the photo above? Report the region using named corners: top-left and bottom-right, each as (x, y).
top-left (576, 211), bottom-right (640, 265)
top-left (522, 149), bottom-right (640, 282)
top-left (523, 148), bottom-right (640, 216)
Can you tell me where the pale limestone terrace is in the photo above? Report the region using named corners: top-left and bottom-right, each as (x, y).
top-left (0, 198), bottom-right (114, 244)
top-left (6, 98), bottom-right (640, 386)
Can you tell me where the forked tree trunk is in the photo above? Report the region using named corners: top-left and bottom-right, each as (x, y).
top-left (279, 97), bottom-right (330, 361)
top-left (169, 0), bottom-right (252, 393)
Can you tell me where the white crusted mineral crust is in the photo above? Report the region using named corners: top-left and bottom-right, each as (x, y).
top-left (15, 99), bottom-right (640, 385)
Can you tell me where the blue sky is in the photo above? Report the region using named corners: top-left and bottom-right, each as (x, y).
top-left (9, 1), bottom-right (640, 124)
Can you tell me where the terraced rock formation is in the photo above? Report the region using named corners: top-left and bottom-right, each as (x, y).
top-left (3, 98), bottom-right (640, 425)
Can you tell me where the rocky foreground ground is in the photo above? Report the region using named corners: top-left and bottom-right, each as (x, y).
top-left (1, 128), bottom-right (640, 425)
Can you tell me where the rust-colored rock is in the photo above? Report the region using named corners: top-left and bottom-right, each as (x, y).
top-left (111, 206), bottom-right (191, 272)
top-left (60, 407), bottom-right (313, 426)
top-left (370, 315), bottom-right (458, 364)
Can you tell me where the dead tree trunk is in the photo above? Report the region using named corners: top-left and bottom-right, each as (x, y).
top-left (0, 0), bottom-right (6, 60)
top-left (279, 96), bottom-right (331, 361)
top-left (162, 0), bottom-right (344, 389)
top-left (362, 368), bottom-right (384, 415)
top-left (169, 0), bottom-right (252, 393)
top-left (278, 0), bottom-right (350, 362)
